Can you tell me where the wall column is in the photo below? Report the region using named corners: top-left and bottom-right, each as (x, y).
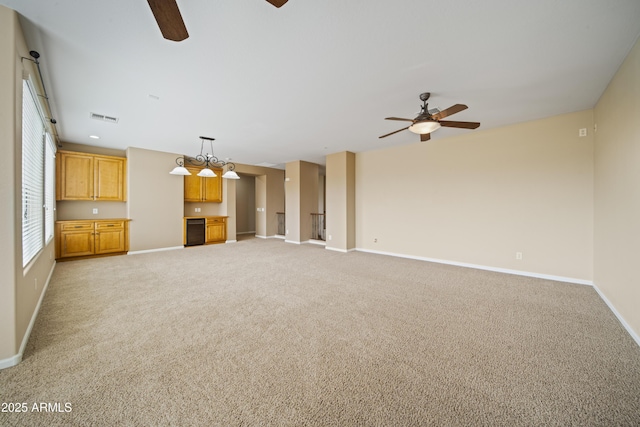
top-left (0, 5), bottom-right (18, 363)
top-left (285, 160), bottom-right (319, 243)
top-left (325, 151), bottom-right (355, 252)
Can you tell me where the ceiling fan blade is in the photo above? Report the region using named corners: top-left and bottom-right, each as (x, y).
top-left (431, 104), bottom-right (467, 120)
top-left (379, 126), bottom-right (410, 139)
top-left (266, 0), bottom-right (289, 7)
top-left (420, 133), bottom-right (431, 142)
top-left (147, 0), bottom-right (189, 42)
top-left (385, 117), bottom-right (414, 122)
top-left (439, 120), bottom-right (481, 129)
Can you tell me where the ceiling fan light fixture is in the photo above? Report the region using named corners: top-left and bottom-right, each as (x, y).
top-left (409, 120), bottom-right (441, 135)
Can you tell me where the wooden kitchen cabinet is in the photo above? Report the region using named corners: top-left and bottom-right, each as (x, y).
top-left (56, 150), bottom-right (126, 201)
top-left (184, 167), bottom-right (222, 202)
top-left (56, 221), bottom-right (95, 258)
top-left (206, 217), bottom-right (227, 243)
top-left (56, 219), bottom-right (129, 260)
top-left (183, 216), bottom-right (227, 245)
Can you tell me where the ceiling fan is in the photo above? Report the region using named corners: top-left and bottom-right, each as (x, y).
top-left (147, 0), bottom-right (289, 42)
top-left (380, 93), bottom-right (480, 142)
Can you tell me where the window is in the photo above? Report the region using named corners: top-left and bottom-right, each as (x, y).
top-left (22, 79), bottom-right (46, 267)
top-left (45, 132), bottom-right (56, 243)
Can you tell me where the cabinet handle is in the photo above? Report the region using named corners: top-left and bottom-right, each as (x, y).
top-left (106, 224), bottom-right (114, 227)
top-left (74, 225), bottom-right (82, 228)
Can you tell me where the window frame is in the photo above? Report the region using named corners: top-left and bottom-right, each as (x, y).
top-left (21, 78), bottom-right (48, 268)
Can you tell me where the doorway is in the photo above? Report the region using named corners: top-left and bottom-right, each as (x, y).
top-left (235, 173), bottom-right (256, 238)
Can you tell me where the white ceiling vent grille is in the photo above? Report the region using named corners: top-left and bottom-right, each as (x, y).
top-left (90, 112), bottom-right (119, 123)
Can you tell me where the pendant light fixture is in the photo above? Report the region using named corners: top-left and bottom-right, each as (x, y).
top-left (170, 136), bottom-right (240, 179)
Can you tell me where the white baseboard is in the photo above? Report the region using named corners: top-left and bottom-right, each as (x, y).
top-left (285, 239), bottom-right (302, 245)
top-left (0, 261), bottom-right (56, 370)
top-left (355, 247), bottom-right (593, 286)
top-left (325, 246), bottom-right (356, 253)
top-left (308, 239), bottom-right (326, 246)
top-left (592, 284), bottom-right (640, 348)
top-left (128, 246), bottom-right (184, 255)
top-left (0, 353), bottom-right (21, 370)
top-left (256, 235), bottom-right (285, 240)
top-left (225, 240), bottom-right (237, 244)
top-left (326, 247), bottom-right (347, 253)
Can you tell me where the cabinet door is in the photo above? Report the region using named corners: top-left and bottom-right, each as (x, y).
top-left (95, 221), bottom-right (126, 254)
top-left (206, 218), bottom-right (226, 243)
top-left (184, 167), bottom-right (202, 202)
top-left (202, 169), bottom-right (222, 202)
top-left (95, 229), bottom-right (125, 254)
top-left (59, 229), bottom-right (95, 257)
top-left (94, 156), bottom-right (126, 201)
top-left (57, 152), bottom-right (94, 200)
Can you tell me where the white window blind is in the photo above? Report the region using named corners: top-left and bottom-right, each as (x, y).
top-left (22, 79), bottom-right (45, 267)
top-left (45, 132), bottom-right (56, 243)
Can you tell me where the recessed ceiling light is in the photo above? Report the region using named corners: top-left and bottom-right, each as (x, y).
top-left (89, 135), bottom-right (100, 139)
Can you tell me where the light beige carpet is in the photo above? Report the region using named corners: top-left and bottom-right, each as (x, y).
top-left (1, 238), bottom-right (639, 426)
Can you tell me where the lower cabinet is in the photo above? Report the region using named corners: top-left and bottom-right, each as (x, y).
top-left (183, 216), bottom-right (227, 246)
top-left (56, 219), bottom-right (129, 260)
top-left (206, 217), bottom-right (227, 243)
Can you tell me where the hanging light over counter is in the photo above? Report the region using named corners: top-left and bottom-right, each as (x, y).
top-left (170, 136), bottom-right (240, 179)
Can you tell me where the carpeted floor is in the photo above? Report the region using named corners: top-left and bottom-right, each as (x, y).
top-left (1, 237), bottom-right (639, 426)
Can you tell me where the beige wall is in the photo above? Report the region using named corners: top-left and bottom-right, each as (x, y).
top-left (326, 151), bottom-right (356, 251)
top-left (234, 164), bottom-right (285, 237)
top-left (285, 161), bottom-right (301, 242)
top-left (127, 147), bottom-right (184, 252)
top-left (356, 110), bottom-right (595, 281)
top-left (1, 6), bottom-right (56, 366)
top-left (0, 5), bottom-right (18, 363)
top-left (285, 161), bottom-right (319, 243)
top-left (224, 178), bottom-right (237, 241)
top-left (235, 174), bottom-right (256, 233)
top-left (59, 141), bottom-right (125, 157)
top-left (594, 37), bottom-right (640, 339)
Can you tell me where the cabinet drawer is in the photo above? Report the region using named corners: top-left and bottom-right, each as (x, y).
top-left (96, 221), bottom-right (125, 230)
top-left (206, 217), bottom-right (226, 224)
top-left (59, 222), bottom-right (93, 231)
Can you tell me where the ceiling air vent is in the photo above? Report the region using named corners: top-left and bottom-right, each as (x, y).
top-left (90, 112), bottom-right (119, 123)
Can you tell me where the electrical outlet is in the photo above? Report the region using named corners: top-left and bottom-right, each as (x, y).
top-left (578, 128), bottom-right (587, 137)
top-left (374, 238), bottom-right (378, 243)
top-left (516, 252), bottom-right (523, 260)
top-left (328, 235), bottom-right (332, 240)
top-left (92, 208), bottom-right (98, 214)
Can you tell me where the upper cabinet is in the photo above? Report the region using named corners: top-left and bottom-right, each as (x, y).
top-left (56, 150), bottom-right (127, 201)
top-left (184, 166), bottom-right (222, 203)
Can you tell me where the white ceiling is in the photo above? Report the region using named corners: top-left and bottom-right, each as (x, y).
top-left (3, 0), bottom-right (640, 168)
